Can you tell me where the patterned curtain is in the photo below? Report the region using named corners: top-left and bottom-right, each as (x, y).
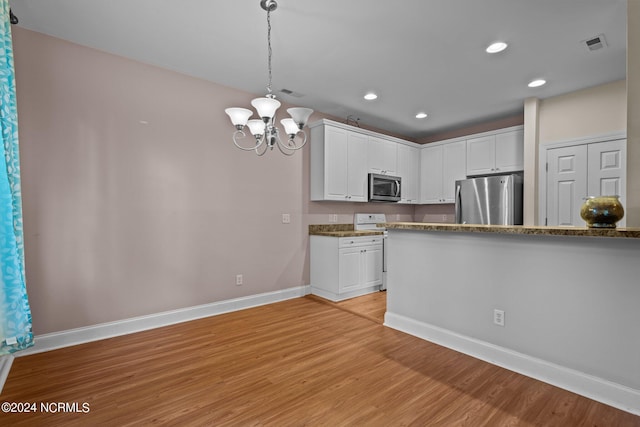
top-left (0, 1), bottom-right (33, 355)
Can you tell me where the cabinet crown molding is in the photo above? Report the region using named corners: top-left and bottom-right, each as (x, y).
top-left (309, 119), bottom-right (421, 148)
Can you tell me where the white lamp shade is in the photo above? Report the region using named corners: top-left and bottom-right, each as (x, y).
top-left (225, 108), bottom-right (252, 126)
top-left (251, 97), bottom-right (281, 119)
top-left (246, 119), bottom-right (265, 136)
top-left (287, 107), bottom-right (313, 127)
top-left (281, 118), bottom-right (299, 135)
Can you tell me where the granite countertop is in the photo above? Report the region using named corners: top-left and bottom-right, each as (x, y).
top-left (382, 222), bottom-right (640, 239)
top-left (309, 224), bottom-right (384, 237)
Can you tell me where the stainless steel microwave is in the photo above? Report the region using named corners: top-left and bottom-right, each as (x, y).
top-left (368, 173), bottom-right (401, 202)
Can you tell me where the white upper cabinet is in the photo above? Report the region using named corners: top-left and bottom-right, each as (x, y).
top-left (310, 123), bottom-right (368, 202)
top-left (397, 144), bottom-right (420, 204)
top-left (310, 119), bottom-right (421, 203)
top-left (467, 129), bottom-right (524, 176)
top-left (419, 144), bottom-right (444, 204)
top-left (419, 140), bottom-right (466, 204)
top-left (442, 140), bottom-right (467, 201)
top-left (368, 136), bottom-right (397, 175)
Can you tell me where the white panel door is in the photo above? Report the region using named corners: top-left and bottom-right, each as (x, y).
top-left (347, 132), bottom-right (369, 201)
top-left (587, 139), bottom-right (626, 227)
top-left (546, 145), bottom-right (587, 226)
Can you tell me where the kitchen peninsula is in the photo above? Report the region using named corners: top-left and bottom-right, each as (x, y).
top-left (382, 222), bottom-right (640, 415)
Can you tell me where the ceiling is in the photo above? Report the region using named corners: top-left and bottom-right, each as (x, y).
top-left (9, 0), bottom-right (628, 139)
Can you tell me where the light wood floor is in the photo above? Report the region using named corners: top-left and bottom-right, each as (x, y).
top-left (310, 290), bottom-right (387, 324)
top-left (3, 296), bottom-right (639, 426)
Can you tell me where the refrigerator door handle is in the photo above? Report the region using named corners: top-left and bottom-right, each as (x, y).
top-left (455, 183), bottom-right (462, 224)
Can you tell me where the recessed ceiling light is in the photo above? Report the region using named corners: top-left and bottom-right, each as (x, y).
top-left (364, 92), bottom-right (378, 101)
top-left (486, 42), bottom-right (508, 53)
top-left (528, 79), bottom-right (547, 88)
top-left (415, 112), bottom-right (428, 119)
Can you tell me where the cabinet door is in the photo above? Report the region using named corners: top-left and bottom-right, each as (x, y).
top-left (361, 245), bottom-right (383, 287)
top-left (339, 247), bottom-right (361, 292)
top-left (495, 130), bottom-right (524, 173)
top-left (419, 145), bottom-right (443, 203)
top-left (368, 136), bottom-right (397, 175)
top-left (466, 135), bottom-right (495, 176)
top-left (587, 139), bottom-right (626, 226)
top-left (347, 132), bottom-right (369, 202)
top-left (546, 145), bottom-right (588, 226)
top-left (324, 126), bottom-right (349, 200)
top-left (442, 140), bottom-right (467, 202)
top-left (397, 144), bottom-right (419, 203)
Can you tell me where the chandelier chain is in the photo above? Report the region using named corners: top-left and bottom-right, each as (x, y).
top-left (267, 8), bottom-right (273, 94)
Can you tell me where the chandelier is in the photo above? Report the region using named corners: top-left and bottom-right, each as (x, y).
top-left (225, 0), bottom-right (313, 156)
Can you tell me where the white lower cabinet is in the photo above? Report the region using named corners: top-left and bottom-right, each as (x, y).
top-left (310, 235), bottom-right (383, 301)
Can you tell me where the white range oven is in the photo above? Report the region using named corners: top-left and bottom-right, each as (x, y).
top-left (354, 213), bottom-right (388, 290)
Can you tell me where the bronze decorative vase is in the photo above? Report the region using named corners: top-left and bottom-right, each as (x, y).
top-left (580, 196), bottom-right (624, 228)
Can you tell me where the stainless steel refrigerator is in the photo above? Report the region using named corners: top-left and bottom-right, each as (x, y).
top-left (455, 174), bottom-right (523, 225)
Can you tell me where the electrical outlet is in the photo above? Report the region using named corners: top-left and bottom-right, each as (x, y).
top-left (442, 214), bottom-right (447, 222)
top-left (329, 214), bottom-right (338, 223)
top-left (494, 309), bottom-right (505, 326)
top-left (282, 213), bottom-right (291, 224)
top-left (236, 274), bottom-right (243, 286)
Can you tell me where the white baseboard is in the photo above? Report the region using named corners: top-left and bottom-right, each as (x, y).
top-left (17, 285), bottom-right (311, 357)
top-left (310, 285), bottom-right (381, 302)
top-left (0, 355), bottom-right (14, 394)
top-left (384, 311), bottom-right (640, 416)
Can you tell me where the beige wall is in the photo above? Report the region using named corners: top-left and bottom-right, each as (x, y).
top-left (627, 0), bottom-right (640, 226)
top-left (538, 80), bottom-right (627, 145)
top-left (13, 28), bottom-right (414, 335)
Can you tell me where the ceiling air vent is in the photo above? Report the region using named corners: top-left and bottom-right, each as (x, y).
top-left (584, 34), bottom-right (607, 51)
top-left (279, 88), bottom-right (304, 98)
